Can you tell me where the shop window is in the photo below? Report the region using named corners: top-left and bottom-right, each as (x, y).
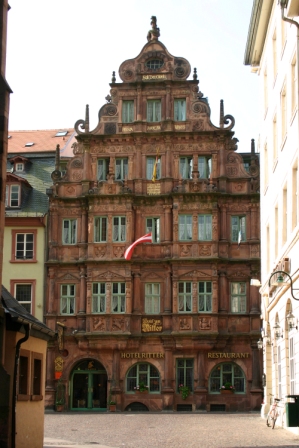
top-left (94, 217), bottom-right (107, 242)
top-left (231, 216), bottom-right (246, 243)
top-left (31, 352), bottom-right (43, 400)
top-left (126, 363), bottom-right (160, 393)
top-left (176, 359), bottom-right (193, 393)
top-left (122, 100), bottom-right (134, 123)
top-left (18, 349), bottom-right (30, 400)
top-left (179, 215), bottom-right (192, 240)
top-left (112, 282), bottom-right (125, 313)
top-left (198, 215), bottom-right (212, 241)
top-left (146, 157), bottom-right (161, 180)
top-left (61, 284), bottom-right (75, 315)
top-left (97, 159), bottom-right (109, 181)
top-left (115, 158), bottom-right (128, 181)
top-left (146, 217), bottom-right (160, 243)
top-left (92, 282), bottom-right (106, 313)
top-left (230, 282), bottom-right (246, 313)
top-left (198, 281), bottom-right (212, 312)
top-left (174, 99), bottom-right (186, 121)
top-left (178, 282), bottom-right (192, 312)
top-left (145, 283), bottom-right (160, 314)
top-left (62, 219), bottom-right (77, 245)
top-left (179, 157), bottom-right (192, 179)
top-left (112, 216), bottom-right (126, 242)
top-left (198, 157), bottom-right (211, 179)
top-left (209, 363), bottom-right (245, 393)
top-left (147, 100), bottom-right (161, 122)
top-left (6, 184), bottom-right (20, 207)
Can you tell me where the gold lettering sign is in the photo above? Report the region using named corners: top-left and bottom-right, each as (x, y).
top-left (147, 125), bottom-right (161, 131)
top-left (122, 127), bottom-right (133, 132)
top-left (54, 356), bottom-right (63, 372)
top-left (120, 352), bottom-right (165, 359)
top-left (207, 352), bottom-right (250, 359)
top-left (175, 125), bottom-right (186, 130)
top-left (142, 74), bottom-right (167, 81)
top-left (147, 184), bottom-right (161, 195)
top-left (142, 318), bottom-right (163, 333)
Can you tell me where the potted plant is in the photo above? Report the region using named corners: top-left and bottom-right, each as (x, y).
top-left (109, 400), bottom-right (116, 412)
top-left (55, 378), bottom-right (65, 411)
top-left (134, 381), bottom-right (149, 393)
top-left (179, 384), bottom-right (190, 400)
top-left (220, 382), bottom-right (235, 394)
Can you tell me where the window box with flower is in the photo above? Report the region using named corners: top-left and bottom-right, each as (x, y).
top-left (134, 382), bottom-right (149, 393)
top-left (220, 382), bottom-right (235, 394)
top-left (179, 384), bottom-right (190, 400)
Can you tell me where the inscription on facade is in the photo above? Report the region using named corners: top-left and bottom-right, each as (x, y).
top-left (147, 184), bottom-right (161, 195)
top-left (207, 352), bottom-right (250, 359)
top-left (122, 127), bottom-right (133, 132)
top-left (121, 352), bottom-right (165, 358)
top-left (175, 125), bottom-right (186, 130)
top-left (142, 74), bottom-right (167, 80)
top-left (141, 318), bottom-right (163, 333)
top-left (147, 125), bottom-right (161, 131)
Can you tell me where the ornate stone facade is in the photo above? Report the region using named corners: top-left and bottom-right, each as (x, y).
top-left (45, 17), bottom-right (261, 413)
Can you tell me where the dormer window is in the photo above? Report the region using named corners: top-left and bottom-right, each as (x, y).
top-left (6, 184), bottom-right (20, 207)
top-left (25, 142), bottom-right (34, 147)
top-left (146, 59), bottom-right (164, 70)
top-left (15, 163), bottom-right (24, 172)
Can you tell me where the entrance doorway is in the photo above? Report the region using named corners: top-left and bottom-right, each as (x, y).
top-left (70, 359), bottom-right (107, 411)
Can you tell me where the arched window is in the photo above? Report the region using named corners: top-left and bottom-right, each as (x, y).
top-left (209, 363), bottom-right (245, 393)
top-left (126, 363), bottom-right (160, 393)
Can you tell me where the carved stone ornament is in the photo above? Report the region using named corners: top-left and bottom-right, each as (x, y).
top-left (54, 356), bottom-right (63, 372)
top-left (93, 317), bottom-right (106, 332)
top-left (179, 318), bottom-right (191, 330)
top-left (198, 317), bottom-right (211, 330)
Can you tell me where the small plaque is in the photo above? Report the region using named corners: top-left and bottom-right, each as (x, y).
top-left (147, 183), bottom-right (161, 195)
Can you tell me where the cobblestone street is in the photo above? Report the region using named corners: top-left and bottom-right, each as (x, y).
top-left (44, 412), bottom-right (299, 448)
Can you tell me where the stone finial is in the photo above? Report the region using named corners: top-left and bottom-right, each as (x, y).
top-left (85, 104), bottom-right (90, 133)
top-left (55, 144), bottom-right (60, 171)
top-left (112, 71), bottom-right (116, 83)
top-left (251, 138), bottom-right (255, 154)
top-left (147, 16), bottom-right (160, 41)
top-left (219, 99), bottom-right (224, 128)
top-left (193, 68), bottom-right (198, 80)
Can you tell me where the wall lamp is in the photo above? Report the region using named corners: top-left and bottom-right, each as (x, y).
top-left (286, 311), bottom-right (298, 330)
top-left (268, 270), bottom-right (299, 301)
top-left (273, 322), bottom-right (283, 339)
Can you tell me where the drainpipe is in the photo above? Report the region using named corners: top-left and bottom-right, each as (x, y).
top-left (11, 324), bottom-right (30, 448)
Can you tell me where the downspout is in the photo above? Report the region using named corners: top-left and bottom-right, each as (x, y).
top-left (11, 324), bottom-right (30, 448)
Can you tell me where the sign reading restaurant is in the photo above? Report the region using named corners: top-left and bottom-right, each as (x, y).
top-left (207, 352), bottom-right (250, 359)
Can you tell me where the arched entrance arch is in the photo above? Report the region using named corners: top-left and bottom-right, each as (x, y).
top-left (70, 359), bottom-right (107, 411)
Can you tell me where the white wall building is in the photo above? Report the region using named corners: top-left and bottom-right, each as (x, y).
top-left (245, 0), bottom-right (299, 432)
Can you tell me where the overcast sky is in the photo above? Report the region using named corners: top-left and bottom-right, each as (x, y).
top-left (6, 0), bottom-right (259, 152)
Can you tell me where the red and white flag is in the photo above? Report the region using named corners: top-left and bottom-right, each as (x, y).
top-left (124, 233), bottom-right (152, 260)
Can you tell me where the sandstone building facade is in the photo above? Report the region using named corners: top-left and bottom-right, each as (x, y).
top-left (45, 18), bottom-right (261, 412)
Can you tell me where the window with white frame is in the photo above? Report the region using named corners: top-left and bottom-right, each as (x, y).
top-left (126, 363), bottom-right (160, 393)
top-left (230, 282), bottom-right (246, 313)
top-left (15, 284), bottom-right (32, 313)
top-left (145, 283), bottom-right (160, 314)
top-left (179, 215), bottom-right (192, 241)
top-left (177, 359), bottom-right (193, 393)
top-left (291, 55), bottom-right (297, 115)
top-left (146, 217), bottom-right (160, 243)
top-left (16, 162), bottom-right (24, 172)
top-left (198, 281), bottom-right (212, 312)
top-left (231, 216), bottom-right (246, 243)
top-left (147, 100), bottom-right (161, 122)
top-left (198, 215), bottom-right (212, 241)
top-left (94, 216), bottom-right (107, 242)
top-left (122, 100), bottom-right (134, 123)
top-left (178, 282), bottom-right (192, 312)
top-left (281, 83), bottom-right (287, 142)
top-left (60, 284), bottom-right (75, 315)
top-left (174, 99), bottom-right (186, 121)
top-left (209, 363), bottom-right (245, 393)
top-left (146, 157), bottom-right (161, 180)
top-left (112, 216), bottom-right (126, 242)
top-left (15, 233), bottom-right (34, 260)
top-left (289, 337), bottom-right (295, 394)
top-left (112, 282), bottom-right (125, 313)
top-left (92, 283), bottom-right (106, 313)
top-left (6, 184), bottom-right (20, 207)
top-left (278, 345), bottom-right (282, 398)
top-left (97, 159), bottom-right (109, 181)
top-left (198, 157), bottom-right (211, 178)
top-left (179, 157), bottom-right (192, 179)
top-left (62, 219), bottom-right (77, 244)
top-left (115, 158), bottom-right (128, 181)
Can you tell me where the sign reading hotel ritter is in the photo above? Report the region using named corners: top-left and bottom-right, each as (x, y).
top-left (207, 352), bottom-right (250, 359)
top-left (121, 352), bottom-right (164, 359)
top-left (142, 317), bottom-right (163, 333)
